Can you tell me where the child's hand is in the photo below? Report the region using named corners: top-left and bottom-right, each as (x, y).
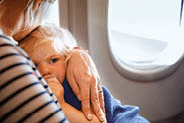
top-left (46, 78), bottom-right (65, 105)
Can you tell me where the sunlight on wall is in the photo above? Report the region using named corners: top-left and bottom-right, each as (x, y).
top-left (43, 0), bottom-right (60, 26)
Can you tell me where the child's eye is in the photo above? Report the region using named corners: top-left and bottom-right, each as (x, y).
top-left (49, 58), bottom-right (58, 64)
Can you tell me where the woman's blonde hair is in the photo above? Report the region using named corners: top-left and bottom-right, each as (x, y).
top-left (24, 0), bottom-right (50, 29)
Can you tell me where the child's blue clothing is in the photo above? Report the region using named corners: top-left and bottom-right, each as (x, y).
top-left (62, 79), bottom-right (149, 123)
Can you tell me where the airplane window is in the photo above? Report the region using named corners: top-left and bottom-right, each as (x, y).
top-left (108, 0), bottom-right (184, 81)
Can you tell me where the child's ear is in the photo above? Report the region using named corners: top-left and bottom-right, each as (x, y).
top-left (73, 47), bottom-right (89, 53)
top-left (73, 47), bottom-right (81, 50)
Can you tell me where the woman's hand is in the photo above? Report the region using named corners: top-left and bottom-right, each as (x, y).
top-left (46, 77), bottom-right (65, 105)
top-left (66, 48), bottom-right (106, 122)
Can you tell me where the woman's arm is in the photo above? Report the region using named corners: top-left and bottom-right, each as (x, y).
top-left (67, 48), bottom-right (106, 122)
top-left (47, 77), bottom-right (102, 123)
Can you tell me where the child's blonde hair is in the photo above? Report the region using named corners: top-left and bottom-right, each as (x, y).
top-left (19, 23), bottom-right (77, 61)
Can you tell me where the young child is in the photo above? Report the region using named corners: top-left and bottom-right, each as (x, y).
top-left (19, 23), bottom-right (149, 123)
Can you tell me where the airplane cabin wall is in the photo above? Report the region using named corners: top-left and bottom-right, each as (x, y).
top-left (59, 0), bottom-right (184, 122)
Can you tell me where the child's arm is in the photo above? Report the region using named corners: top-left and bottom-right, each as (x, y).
top-left (61, 101), bottom-right (101, 123)
top-left (47, 78), bottom-right (102, 123)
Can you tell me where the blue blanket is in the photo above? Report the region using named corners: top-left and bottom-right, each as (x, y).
top-left (62, 79), bottom-right (149, 123)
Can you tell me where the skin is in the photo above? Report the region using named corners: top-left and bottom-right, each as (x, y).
top-left (0, 0), bottom-right (43, 39)
top-left (21, 37), bottom-right (103, 123)
top-left (67, 48), bottom-right (106, 119)
top-left (0, 0), bottom-right (106, 121)
top-left (24, 40), bottom-right (67, 83)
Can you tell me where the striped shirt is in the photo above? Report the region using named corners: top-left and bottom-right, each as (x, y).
top-left (0, 35), bottom-right (68, 123)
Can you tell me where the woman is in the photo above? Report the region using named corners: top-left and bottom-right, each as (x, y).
top-left (0, 0), bottom-right (106, 122)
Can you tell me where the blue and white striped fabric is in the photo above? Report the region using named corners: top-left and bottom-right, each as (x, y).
top-left (0, 35), bottom-right (68, 123)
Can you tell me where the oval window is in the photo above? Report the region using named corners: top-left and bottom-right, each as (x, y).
top-left (108, 0), bottom-right (184, 81)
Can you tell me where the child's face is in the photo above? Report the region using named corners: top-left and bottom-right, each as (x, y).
top-left (23, 39), bottom-right (66, 83)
